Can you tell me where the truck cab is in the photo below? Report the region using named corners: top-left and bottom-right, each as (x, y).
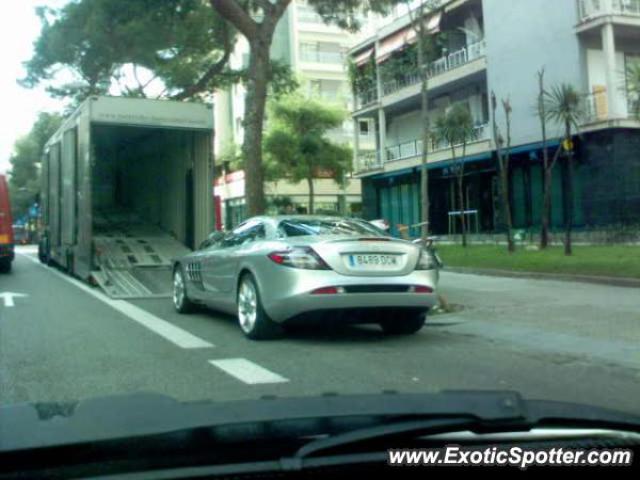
top-left (0, 174), bottom-right (14, 273)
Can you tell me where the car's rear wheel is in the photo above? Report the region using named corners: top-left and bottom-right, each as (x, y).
top-left (237, 274), bottom-right (282, 340)
top-left (173, 267), bottom-right (195, 313)
top-left (380, 310), bottom-right (426, 335)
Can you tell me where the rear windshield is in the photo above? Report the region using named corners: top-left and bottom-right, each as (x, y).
top-left (277, 218), bottom-right (388, 238)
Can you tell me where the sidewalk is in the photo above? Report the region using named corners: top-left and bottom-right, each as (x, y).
top-left (445, 266), bottom-right (640, 288)
top-left (437, 271), bottom-right (640, 370)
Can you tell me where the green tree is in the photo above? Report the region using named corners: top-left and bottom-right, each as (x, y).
top-left (433, 103), bottom-right (476, 248)
top-left (406, 0), bottom-right (445, 243)
top-left (8, 112), bottom-right (63, 218)
top-left (543, 83), bottom-right (583, 256)
top-left (209, 0), bottom-right (398, 217)
top-left (21, 0), bottom-right (234, 104)
top-left (263, 94), bottom-right (352, 214)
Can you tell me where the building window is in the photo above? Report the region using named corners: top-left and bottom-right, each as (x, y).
top-left (358, 120), bottom-right (370, 136)
top-left (300, 42), bottom-right (344, 63)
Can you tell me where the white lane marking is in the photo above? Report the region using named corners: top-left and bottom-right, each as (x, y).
top-left (0, 292), bottom-right (28, 307)
top-left (209, 359), bottom-right (289, 385)
top-left (20, 253), bottom-right (213, 349)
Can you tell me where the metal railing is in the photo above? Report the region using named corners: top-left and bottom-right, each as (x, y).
top-left (430, 123), bottom-right (490, 153)
top-left (426, 40), bottom-right (487, 79)
top-left (578, 0), bottom-right (640, 20)
top-left (384, 124), bottom-right (490, 163)
top-left (583, 88), bottom-right (639, 122)
top-left (297, 6), bottom-right (325, 23)
top-left (355, 151), bottom-right (383, 173)
top-left (380, 40), bottom-right (487, 97)
top-left (629, 95), bottom-right (640, 119)
top-left (354, 88), bottom-right (378, 110)
top-left (584, 90), bottom-right (609, 122)
top-left (300, 50), bottom-right (345, 64)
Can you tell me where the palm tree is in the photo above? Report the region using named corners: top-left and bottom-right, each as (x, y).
top-left (543, 84), bottom-right (583, 256)
top-left (433, 103), bottom-right (477, 247)
top-left (627, 62), bottom-right (640, 118)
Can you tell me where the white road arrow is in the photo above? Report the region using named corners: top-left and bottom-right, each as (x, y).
top-left (0, 292), bottom-right (28, 307)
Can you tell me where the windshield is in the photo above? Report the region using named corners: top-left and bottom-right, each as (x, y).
top-left (2, 0), bottom-right (640, 467)
top-left (278, 218), bottom-right (389, 237)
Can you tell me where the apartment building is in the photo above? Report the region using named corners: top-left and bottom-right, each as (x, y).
top-left (214, 0), bottom-right (376, 228)
top-left (349, 0), bottom-right (640, 236)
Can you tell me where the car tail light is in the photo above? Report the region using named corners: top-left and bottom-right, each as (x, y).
top-left (311, 286), bottom-right (345, 295)
top-left (267, 247), bottom-right (330, 270)
top-left (409, 285), bottom-right (433, 294)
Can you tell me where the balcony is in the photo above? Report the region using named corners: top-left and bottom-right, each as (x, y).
top-left (380, 40), bottom-right (487, 98)
top-left (355, 151), bottom-right (383, 173)
top-left (583, 89), bottom-right (640, 124)
top-left (385, 124), bottom-right (490, 162)
top-left (300, 50), bottom-right (346, 64)
top-left (297, 6), bottom-right (325, 24)
top-left (354, 88), bottom-right (378, 110)
top-left (578, 0), bottom-right (640, 21)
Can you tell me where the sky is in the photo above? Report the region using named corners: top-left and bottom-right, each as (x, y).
top-left (0, 1), bottom-right (67, 174)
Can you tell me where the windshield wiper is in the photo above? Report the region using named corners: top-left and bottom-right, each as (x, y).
top-left (291, 417), bottom-right (477, 460)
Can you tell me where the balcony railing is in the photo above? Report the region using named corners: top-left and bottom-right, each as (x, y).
top-left (381, 40), bottom-right (487, 97)
top-left (578, 0), bottom-right (640, 21)
top-left (583, 88), bottom-right (640, 123)
top-left (297, 5), bottom-right (366, 25)
top-left (297, 6), bottom-right (325, 23)
top-left (354, 88), bottom-right (378, 110)
top-left (355, 151), bottom-right (383, 173)
top-left (382, 71), bottom-right (422, 96)
top-left (427, 40), bottom-right (487, 78)
top-left (384, 124), bottom-right (490, 162)
top-left (300, 50), bottom-right (345, 64)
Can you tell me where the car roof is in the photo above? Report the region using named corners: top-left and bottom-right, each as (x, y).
top-left (248, 215), bottom-right (358, 226)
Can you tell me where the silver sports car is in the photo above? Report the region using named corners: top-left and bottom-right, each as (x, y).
top-left (172, 216), bottom-right (440, 340)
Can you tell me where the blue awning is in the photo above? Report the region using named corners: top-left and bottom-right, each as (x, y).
top-left (417, 151), bottom-right (492, 171)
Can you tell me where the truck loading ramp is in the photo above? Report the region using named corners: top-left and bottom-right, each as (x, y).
top-left (91, 211), bottom-right (191, 299)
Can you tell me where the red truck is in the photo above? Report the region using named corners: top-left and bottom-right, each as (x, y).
top-left (0, 174), bottom-right (14, 273)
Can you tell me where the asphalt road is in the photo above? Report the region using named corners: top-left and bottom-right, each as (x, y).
top-left (1, 246), bottom-right (639, 416)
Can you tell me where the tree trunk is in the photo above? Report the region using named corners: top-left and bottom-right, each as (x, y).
top-left (458, 173), bottom-right (467, 247)
top-left (500, 169), bottom-right (514, 252)
top-left (242, 40), bottom-right (271, 216)
top-left (564, 126), bottom-right (574, 256)
top-left (541, 167), bottom-right (552, 249)
top-left (416, 7), bottom-right (430, 243)
top-left (453, 146), bottom-right (467, 247)
top-left (537, 69), bottom-right (550, 250)
top-left (307, 176), bottom-right (315, 214)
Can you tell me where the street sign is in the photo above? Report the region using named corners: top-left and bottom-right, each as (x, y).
top-left (562, 139), bottom-right (574, 152)
top-left (0, 292), bottom-right (28, 307)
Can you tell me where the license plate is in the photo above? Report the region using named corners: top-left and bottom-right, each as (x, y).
top-left (348, 254), bottom-right (399, 270)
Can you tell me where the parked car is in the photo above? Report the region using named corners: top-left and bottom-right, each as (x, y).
top-left (173, 215), bottom-right (440, 339)
top-left (12, 225), bottom-right (29, 245)
top-left (0, 175), bottom-right (14, 273)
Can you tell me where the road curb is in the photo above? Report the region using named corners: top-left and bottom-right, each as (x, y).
top-left (444, 267), bottom-right (640, 288)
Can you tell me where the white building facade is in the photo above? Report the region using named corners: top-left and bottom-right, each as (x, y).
top-left (348, 0), bottom-right (640, 236)
top-left (214, 0), bottom-right (380, 228)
